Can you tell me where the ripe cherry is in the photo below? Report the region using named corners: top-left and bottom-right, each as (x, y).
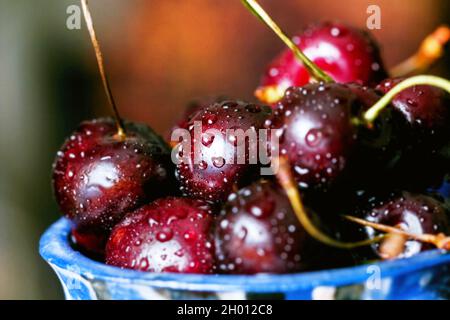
top-left (53, 118), bottom-right (174, 254)
top-left (362, 192), bottom-right (450, 258)
top-left (54, 2), bottom-right (179, 255)
top-left (267, 83), bottom-right (359, 191)
top-left (256, 22), bottom-right (387, 104)
top-left (376, 77), bottom-right (450, 146)
top-left (106, 197), bottom-right (215, 273)
top-left (214, 180), bottom-right (306, 274)
top-left (175, 100), bottom-right (272, 202)
top-left (171, 96), bottom-right (228, 134)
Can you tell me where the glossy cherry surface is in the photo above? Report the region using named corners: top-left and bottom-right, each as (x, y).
top-left (175, 100), bottom-right (272, 202)
top-left (376, 77), bottom-right (450, 147)
top-left (106, 197), bottom-right (215, 273)
top-left (362, 191), bottom-right (450, 258)
top-left (214, 180), bottom-right (306, 274)
top-left (52, 118), bottom-right (174, 253)
top-left (267, 83), bottom-right (359, 191)
top-left (258, 22), bottom-right (387, 103)
top-left (171, 96), bottom-right (228, 134)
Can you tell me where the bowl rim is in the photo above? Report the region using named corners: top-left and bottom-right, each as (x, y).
top-left (39, 218), bottom-right (450, 293)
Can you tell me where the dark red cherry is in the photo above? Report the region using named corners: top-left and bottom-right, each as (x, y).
top-left (363, 192), bottom-right (450, 258)
top-left (175, 100), bottom-right (272, 202)
top-left (345, 83), bottom-right (381, 108)
top-left (52, 118), bottom-right (174, 254)
top-left (267, 83), bottom-right (359, 191)
top-left (376, 78), bottom-right (450, 146)
top-left (369, 78), bottom-right (450, 190)
top-left (214, 180), bottom-right (306, 274)
top-left (171, 96), bottom-right (228, 134)
top-left (257, 22), bottom-right (386, 104)
top-left (106, 197), bottom-right (215, 274)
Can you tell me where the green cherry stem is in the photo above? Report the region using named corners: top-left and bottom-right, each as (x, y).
top-left (80, 0), bottom-right (126, 139)
top-left (241, 0), bottom-right (334, 84)
top-left (364, 75), bottom-right (450, 125)
top-left (276, 156), bottom-right (384, 249)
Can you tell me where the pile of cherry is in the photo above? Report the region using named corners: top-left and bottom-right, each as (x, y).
top-left (52, 1), bottom-right (450, 275)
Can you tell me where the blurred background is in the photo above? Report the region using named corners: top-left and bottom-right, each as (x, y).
top-left (0, 0), bottom-right (448, 299)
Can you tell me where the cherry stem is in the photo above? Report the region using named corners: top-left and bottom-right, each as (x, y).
top-left (80, 0), bottom-right (125, 139)
top-left (343, 215), bottom-right (450, 250)
top-left (241, 0), bottom-right (334, 84)
top-left (275, 156), bottom-right (384, 249)
top-left (379, 233), bottom-right (408, 260)
top-left (390, 25), bottom-right (450, 77)
top-left (364, 75), bottom-right (450, 124)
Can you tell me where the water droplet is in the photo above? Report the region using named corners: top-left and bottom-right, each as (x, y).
top-left (305, 129), bottom-right (322, 147)
top-left (220, 219), bottom-right (229, 229)
top-left (156, 228), bottom-right (173, 242)
top-left (256, 248), bottom-right (266, 256)
top-left (250, 206), bottom-right (262, 217)
top-left (406, 99), bottom-right (417, 107)
top-left (202, 114), bottom-right (218, 126)
top-left (294, 166), bottom-right (309, 175)
top-left (198, 160), bottom-right (208, 170)
top-left (201, 133), bottom-right (215, 147)
top-left (269, 68), bottom-right (279, 77)
top-left (330, 27), bottom-right (341, 37)
top-left (139, 258), bottom-right (149, 270)
top-left (212, 156), bottom-right (225, 168)
top-left (237, 227), bottom-right (247, 240)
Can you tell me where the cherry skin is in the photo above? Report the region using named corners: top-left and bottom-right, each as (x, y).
top-left (214, 180), bottom-right (306, 274)
top-left (52, 118), bottom-right (175, 254)
top-left (258, 21), bottom-right (387, 104)
top-left (362, 191), bottom-right (450, 258)
top-left (175, 100), bottom-right (272, 202)
top-left (368, 78), bottom-right (450, 191)
top-left (376, 77), bottom-right (450, 147)
top-left (267, 83), bottom-right (359, 191)
top-left (171, 96), bottom-right (228, 134)
top-left (105, 197), bottom-right (215, 274)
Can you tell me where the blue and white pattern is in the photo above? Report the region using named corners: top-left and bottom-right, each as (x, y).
top-left (39, 218), bottom-right (450, 300)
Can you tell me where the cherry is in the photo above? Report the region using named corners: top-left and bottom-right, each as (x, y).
top-left (345, 83), bottom-right (381, 108)
top-left (243, 1), bottom-right (450, 253)
top-left (266, 83), bottom-right (359, 191)
top-left (105, 197), bottom-right (215, 274)
top-left (52, 2), bottom-right (178, 255)
top-left (348, 76), bottom-right (450, 192)
top-left (256, 22), bottom-right (387, 104)
top-left (214, 180), bottom-right (306, 274)
top-left (175, 100), bottom-right (272, 202)
top-left (52, 118), bottom-right (174, 254)
top-left (361, 192), bottom-right (450, 258)
top-left (171, 96), bottom-right (228, 133)
top-left (376, 77), bottom-right (450, 146)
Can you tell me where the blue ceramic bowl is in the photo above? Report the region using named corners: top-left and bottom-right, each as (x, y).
top-left (40, 218), bottom-right (450, 300)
